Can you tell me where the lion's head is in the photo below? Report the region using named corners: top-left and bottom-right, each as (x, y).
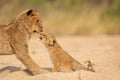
top-left (14, 9), bottom-right (43, 34)
top-left (39, 33), bottom-right (56, 46)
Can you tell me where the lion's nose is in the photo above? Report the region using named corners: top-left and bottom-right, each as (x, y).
top-left (40, 30), bottom-right (43, 32)
top-left (33, 30), bottom-right (37, 33)
top-left (39, 36), bottom-right (42, 40)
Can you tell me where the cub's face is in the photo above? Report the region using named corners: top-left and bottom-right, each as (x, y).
top-left (39, 33), bottom-right (56, 46)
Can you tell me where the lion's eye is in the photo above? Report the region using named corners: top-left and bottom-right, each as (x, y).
top-left (40, 30), bottom-right (43, 32)
top-left (53, 40), bottom-right (56, 44)
top-left (31, 14), bottom-right (35, 16)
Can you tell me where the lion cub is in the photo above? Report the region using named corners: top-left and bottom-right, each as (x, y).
top-left (39, 33), bottom-right (95, 72)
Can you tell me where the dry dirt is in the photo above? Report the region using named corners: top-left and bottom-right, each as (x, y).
top-left (0, 36), bottom-right (120, 80)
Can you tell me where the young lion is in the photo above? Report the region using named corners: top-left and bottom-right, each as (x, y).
top-left (39, 33), bottom-right (95, 72)
top-left (0, 9), bottom-right (48, 75)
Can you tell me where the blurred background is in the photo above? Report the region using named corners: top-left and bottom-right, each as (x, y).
top-left (0, 0), bottom-right (120, 36)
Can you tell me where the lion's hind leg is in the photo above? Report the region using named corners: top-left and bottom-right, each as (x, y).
top-left (0, 28), bottom-right (14, 55)
top-left (0, 41), bottom-right (14, 55)
top-left (59, 64), bottom-right (73, 72)
top-left (72, 61), bottom-right (95, 72)
top-left (71, 61), bottom-right (86, 71)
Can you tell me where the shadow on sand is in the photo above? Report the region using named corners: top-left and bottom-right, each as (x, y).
top-left (0, 66), bottom-right (52, 76)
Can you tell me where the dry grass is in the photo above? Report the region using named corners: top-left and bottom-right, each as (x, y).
top-left (0, 6), bottom-right (119, 35)
top-left (42, 9), bottom-right (119, 35)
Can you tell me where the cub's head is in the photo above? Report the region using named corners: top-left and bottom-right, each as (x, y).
top-left (39, 33), bottom-right (56, 46)
top-left (16, 9), bottom-right (43, 34)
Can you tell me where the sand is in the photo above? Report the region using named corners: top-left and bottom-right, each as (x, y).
top-left (0, 36), bottom-right (120, 80)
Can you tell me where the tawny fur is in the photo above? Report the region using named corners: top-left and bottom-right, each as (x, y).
top-left (40, 33), bottom-right (95, 72)
top-left (0, 9), bottom-right (48, 75)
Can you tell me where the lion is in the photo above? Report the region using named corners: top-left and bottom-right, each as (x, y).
top-left (0, 9), bottom-right (48, 75)
top-left (39, 33), bottom-right (95, 72)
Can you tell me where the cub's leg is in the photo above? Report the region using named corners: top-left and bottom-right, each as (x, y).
top-left (10, 38), bottom-right (48, 75)
top-left (50, 55), bottom-right (60, 72)
top-left (52, 63), bottom-right (60, 72)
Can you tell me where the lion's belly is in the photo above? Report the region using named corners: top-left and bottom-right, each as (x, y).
top-left (0, 29), bottom-right (13, 55)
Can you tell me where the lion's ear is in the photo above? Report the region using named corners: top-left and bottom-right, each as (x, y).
top-left (26, 9), bottom-right (33, 16)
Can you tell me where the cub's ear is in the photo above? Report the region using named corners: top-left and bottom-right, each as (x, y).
top-left (26, 9), bottom-right (33, 16)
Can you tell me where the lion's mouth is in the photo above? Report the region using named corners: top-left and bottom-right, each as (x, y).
top-left (32, 30), bottom-right (39, 35)
top-left (32, 30), bottom-right (39, 34)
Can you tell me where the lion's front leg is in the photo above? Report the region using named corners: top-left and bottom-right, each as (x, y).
top-left (10, 37), bottom-right (48, 75)
top-left (16, 52), bottom-right (48, 75)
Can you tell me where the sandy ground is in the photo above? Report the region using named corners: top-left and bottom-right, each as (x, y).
top-left (0, 36), bottom-right (120, 80)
